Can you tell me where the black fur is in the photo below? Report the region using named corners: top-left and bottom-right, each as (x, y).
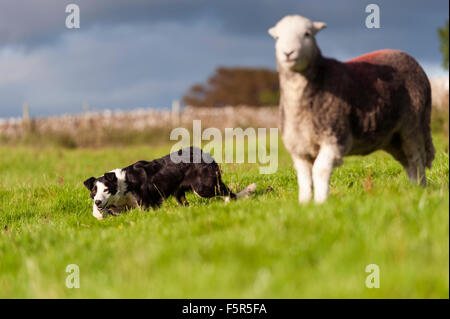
top-left (102, 172), bottom-right (118, 195)
top-left (83, 177), bottom-right (96, 192)
top-left (84, 174), bottom-right (118, 199)
top-left (84, 147), bottom-right (235, 210)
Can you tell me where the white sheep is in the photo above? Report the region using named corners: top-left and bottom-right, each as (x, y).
top-left (268, 15), bottom-right (435, 203)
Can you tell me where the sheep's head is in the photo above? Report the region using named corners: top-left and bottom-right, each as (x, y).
top-left (269, 15), bottom-right (326, 73)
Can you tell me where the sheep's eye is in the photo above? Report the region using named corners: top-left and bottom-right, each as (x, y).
top-left (305, 32), bottom-right (311, 37)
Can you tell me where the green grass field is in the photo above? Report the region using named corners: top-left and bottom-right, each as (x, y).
top-left (0, 133), bottom-right (448, 298)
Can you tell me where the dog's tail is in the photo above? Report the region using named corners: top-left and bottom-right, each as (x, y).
top-left (236, 183), bottom-right (257, 199)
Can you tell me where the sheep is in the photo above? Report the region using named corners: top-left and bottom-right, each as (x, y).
top-left (268, 15), bottom-right (435, 203)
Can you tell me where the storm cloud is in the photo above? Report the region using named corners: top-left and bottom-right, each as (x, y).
top-left (0, 0), bottom-right (448, 117)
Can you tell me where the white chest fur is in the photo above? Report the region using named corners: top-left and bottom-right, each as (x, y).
top-left (280, 73), bottom-right (319, 159)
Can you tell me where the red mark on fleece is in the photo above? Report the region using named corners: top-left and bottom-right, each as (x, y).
top-left (346, 49), bottom-right (396, 64)
top-left (344, 49), bottom-right (399, 88)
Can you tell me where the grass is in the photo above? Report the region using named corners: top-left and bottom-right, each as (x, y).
top-left (0, 133), bottom-right (448, 298)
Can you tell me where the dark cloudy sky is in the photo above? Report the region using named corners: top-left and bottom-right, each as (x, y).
top-left (0, 0), bottom-right (448, 118)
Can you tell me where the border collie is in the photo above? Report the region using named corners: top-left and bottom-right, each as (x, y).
top-left (83, 147), bottom-right (256, 220)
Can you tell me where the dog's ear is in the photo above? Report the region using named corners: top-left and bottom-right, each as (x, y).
top-left (104, 172), bottom-right (117, 183)
top-left (83, 177), bottom-right (96, 191)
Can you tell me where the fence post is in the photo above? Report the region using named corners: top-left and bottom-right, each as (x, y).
top-left (22, 102), bottom-right (32, 132)
top-left (172, 100), bottom-right (181, 126)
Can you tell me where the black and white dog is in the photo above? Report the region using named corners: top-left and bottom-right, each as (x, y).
top-left (83, 147), bottom-right (256, 220)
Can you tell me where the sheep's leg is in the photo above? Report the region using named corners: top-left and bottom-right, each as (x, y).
top-left (402, 134), bottom-right (427, 186)
top-left (404, 157), bottom-right (426, 186)
top-left (405, 153), bottom-right (426, 186)
top-left (175, 189), bottom-right (189, 207)
top-left (293, 157), bottom-right (313, 203)
top-left (383, 133), bottom-right (408, 168)
top-left (312, 145), bottom-right (340, 203)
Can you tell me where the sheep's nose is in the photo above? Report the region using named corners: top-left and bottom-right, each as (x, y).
top-left (284, 50), bottom-right (294, 58)
top-left (95, 200), bottom-right (102, 206)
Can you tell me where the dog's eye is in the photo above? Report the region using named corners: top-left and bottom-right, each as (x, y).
top-left (92, 186), bottom-right (97, 194)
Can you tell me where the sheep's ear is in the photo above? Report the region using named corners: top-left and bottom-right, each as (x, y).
top-left (312, 21), bottom-right (327, 35)
top-left (268, 26), bottom-right (278, 39)
top-left (83, 177), bottom-right (96, 191)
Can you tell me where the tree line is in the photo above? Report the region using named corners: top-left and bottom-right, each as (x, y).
top-left (183, 20), bottom-right (448, 108)
top-left (182, 67), bottom-right (279, 107)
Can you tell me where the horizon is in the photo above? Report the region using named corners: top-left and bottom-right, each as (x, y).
top-left (0, 0), bottom-right (448, 118)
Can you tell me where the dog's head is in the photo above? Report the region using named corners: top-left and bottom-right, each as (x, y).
top-left (84, 170), bottom-right (122, 220)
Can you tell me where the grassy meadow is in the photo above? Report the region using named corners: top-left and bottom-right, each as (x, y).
top-left (0, 127), bottom-right (448, 298)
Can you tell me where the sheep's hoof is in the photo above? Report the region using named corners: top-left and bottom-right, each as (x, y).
top-left (314, 196), bottom-right (328, 204)
top-left (298, 194), bottom-right (312, 203)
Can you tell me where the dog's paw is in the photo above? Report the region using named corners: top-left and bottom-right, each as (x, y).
top-left (107, 206), bottom-right (123, 216)
top-left (236, 183), bottom-right (257, 199)
top-left (246, 183), bottom-right (257, 194)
